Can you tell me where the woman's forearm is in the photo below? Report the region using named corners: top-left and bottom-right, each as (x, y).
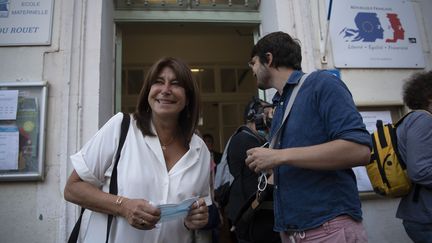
top-left (64, 170), bottom-right (124, 216)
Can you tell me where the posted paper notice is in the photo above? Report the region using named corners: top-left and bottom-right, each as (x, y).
top-left (0, 90), bottom-right (19, 120)
top-left (0, 126), bottom-right (19, 170)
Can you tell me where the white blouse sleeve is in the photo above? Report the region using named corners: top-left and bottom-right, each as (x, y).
top-left (70, 112), bottom-right (126, 187)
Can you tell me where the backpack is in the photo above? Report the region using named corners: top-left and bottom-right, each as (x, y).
top-left (366, 111), bottom-right (413, 197)
top-left (226, 126), bottom-right (279, 243)
top-left (214, 126), bottom-right (257, 208)
top-left (214, 134), bottom-right (235, 208)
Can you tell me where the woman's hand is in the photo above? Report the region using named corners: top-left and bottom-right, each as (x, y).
top-left (184, 198), bottom-right (209, 230)
top-left (120, 198), bottom-right (161, 230)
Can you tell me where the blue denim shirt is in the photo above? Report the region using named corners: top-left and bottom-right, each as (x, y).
top-left (270, 70), bottom-right (371, 232)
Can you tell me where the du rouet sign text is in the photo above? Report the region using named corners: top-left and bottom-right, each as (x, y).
top-left (0, 0), bottom-right (53, 46)
top-left (329, 0), bottom-right (425, 68)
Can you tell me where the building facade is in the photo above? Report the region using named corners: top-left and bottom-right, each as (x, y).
top-left (0, 0), bottom-right (431, 242)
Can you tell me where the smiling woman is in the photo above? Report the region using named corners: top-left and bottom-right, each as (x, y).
top-left (64, 57), bottom-right (212, 243)
top-left (147, 66), bottom-right (187, 123)
top-left (135, 57), bottom-right (200, 142)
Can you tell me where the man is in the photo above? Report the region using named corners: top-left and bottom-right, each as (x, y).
top-left (226, 97), bottom-right (279, 243)
top-left (245, 31), bottom-right (371, 242)
top-left (203, 133), bottom-right (223, 165)
top-left (396, 71), bottom-right (432, 243)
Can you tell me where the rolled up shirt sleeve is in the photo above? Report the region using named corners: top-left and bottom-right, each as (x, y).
top-left (316, 72), bottom-right (372, 148)
top-left (70, 113), bottom-right (124, 187)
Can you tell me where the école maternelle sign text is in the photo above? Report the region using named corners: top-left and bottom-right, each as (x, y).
top-left (0, 0), bottom-right (54, 46)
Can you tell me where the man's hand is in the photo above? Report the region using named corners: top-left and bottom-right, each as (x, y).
top-left (245, 147), bottom-right (279, 173)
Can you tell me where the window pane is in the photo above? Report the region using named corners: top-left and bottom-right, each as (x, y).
top-left (237, 68), bottom-right (256, 93)
top-left (121, 70), bottom-right (127, 95)
top-left (214, 0), bottom-right (247, 5)
top-left (223, 126), bottom-right (237, 146)
top-left (202, 102), bottom-right (219, 128)
top-left (128, 70), bottom-right (144, 95)
top-left (221, 68), bottom-right (236, 92)
top-left (134, 0), bottom-right (179, 5)
top-left (200, 69), bottom-right (215, 93)
top-left (221, 104), bottom-right (237, 125)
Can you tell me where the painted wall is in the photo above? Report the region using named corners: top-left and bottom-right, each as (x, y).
top-left (0, 0), bottom-right (65, 241)
top-left (260, 1), bottom-right (431, 242)
top-left (0, 0), bottom-right (430, 242)
top-left (0, 0), bottom-right (109, 242)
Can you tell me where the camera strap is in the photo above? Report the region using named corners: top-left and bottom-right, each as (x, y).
top-left (269, 72), bottom-right (310, 149)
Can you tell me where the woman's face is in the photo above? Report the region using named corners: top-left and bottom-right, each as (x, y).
top-left (148, 66), bottom-right (187, 120)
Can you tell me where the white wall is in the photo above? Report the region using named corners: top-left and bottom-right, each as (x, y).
top-left (98, 0), bottom-right (115, 127)
top-left (362, 198), bottom-right (411, 243)
top-left (0, 0), bottom-right (65, 241)
top-left (0, 0), bottom-right (429, 242)
top-left (259, 1), bottom-right (431, 242)
top-left (0, 0), bottom-right (109, 242)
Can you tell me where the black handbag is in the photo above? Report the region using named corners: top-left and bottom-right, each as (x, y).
top-left (201, 203), bottom-right (221, 230)
top-left (232, 183), bottom-right (280, 243)
top-left (68, 112), bottom-right (130, 243)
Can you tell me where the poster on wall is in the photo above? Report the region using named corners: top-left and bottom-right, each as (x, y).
top-left (329, 0), bottom-right (425, 68)
top-left (354, 110), bottom-right (393, 192)
top-left (0, 0), bottom-right (54, 46)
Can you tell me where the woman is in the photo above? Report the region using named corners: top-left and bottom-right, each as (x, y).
top-left (64, 57), bottom-right (211, 243)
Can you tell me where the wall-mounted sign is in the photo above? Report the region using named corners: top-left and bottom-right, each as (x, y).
top-left (0, 0), bottom-right (54, 46)
top-left (329, 0), bottom-right (425, 68)
top-left (0, 82), bottom-right (48, 181)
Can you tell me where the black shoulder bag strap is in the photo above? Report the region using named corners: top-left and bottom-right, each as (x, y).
top-left (68, 112), bottom-right (130, 243)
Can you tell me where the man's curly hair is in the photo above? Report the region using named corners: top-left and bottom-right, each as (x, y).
top-left (403, 70), bottom-right (432, 110)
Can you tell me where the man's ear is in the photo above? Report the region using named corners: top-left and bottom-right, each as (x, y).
top-left (265, 52), bottom-right (273, 67)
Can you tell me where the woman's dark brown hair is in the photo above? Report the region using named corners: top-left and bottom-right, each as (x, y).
top-left (133, 57), bottom-right (201, 142)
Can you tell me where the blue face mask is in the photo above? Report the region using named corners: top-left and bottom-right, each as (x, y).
top-left (157, 196), bottom-right (199, 223)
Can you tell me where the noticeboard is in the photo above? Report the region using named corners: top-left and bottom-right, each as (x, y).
top-left (0, 82), bottom-right (48, 181)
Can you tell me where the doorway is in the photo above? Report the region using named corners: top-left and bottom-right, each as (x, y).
top-left (118, 22), bottom-right (258, 152)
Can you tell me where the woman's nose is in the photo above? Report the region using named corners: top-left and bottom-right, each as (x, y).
top-left (161, 82), bottom-right (172, 94)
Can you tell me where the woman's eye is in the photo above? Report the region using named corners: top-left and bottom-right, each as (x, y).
top-left (171, 80), bottom-right (180, 85)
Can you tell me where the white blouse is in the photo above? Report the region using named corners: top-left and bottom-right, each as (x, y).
top-left (70, 113), bottom-right (211, 243)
